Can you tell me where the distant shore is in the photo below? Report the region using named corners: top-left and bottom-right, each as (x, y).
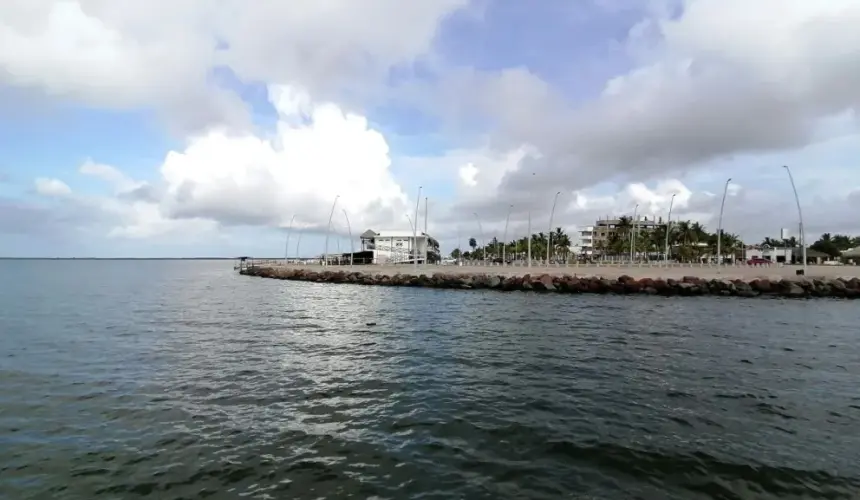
top-left (239, 263), bottom-right (860, 299)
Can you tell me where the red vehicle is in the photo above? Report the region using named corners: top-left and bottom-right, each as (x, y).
top-left (747, 257), bottom-right (771, 265)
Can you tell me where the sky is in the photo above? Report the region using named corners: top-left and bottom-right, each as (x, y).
top-left (0, 0), bottom-right (859, 258)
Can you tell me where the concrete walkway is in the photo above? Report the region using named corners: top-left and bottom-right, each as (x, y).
top-left (255, 262), bottom-right (860, 281)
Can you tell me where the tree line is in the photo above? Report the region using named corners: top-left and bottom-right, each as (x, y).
top-left (450, 216), bottom-right (860, 263)
top-left (450, 216), bottom-right (745, 263)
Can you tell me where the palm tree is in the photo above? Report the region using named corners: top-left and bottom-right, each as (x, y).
top-left (468, 237), bottom-right (477, 261)
top-left (553, 227), bottom-right (571, 262)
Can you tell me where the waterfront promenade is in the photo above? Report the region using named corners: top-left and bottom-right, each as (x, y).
top-left (245, 261), bottom-right (860, 281)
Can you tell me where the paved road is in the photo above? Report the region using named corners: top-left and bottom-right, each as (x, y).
top-left (256, 262), bottom-right (860, 281)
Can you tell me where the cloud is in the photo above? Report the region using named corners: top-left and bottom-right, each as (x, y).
top-left (156, 85), bottom-right (410, 233)
top-left (0, 0), bottom-right (470, 134)
top-left (432, 0), bottom-right (860, 218)
top-left (4, 1), bottom-right (860, 257)
top-left (19, 84), bottom-right (414, 242)
top-left (34, 177), bottom-right (71, 196)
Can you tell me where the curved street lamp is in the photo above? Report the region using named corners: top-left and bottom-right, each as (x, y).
top-left (502, 204), bottom-right (513, 266)
top-left (546, 191), bottom-right (561, 266)
top-left (664, 193), bottom-right (676, 266)
top-left (473, 212), bottom-right (485, 263)
top-left (342, 209), bottom-right (354, 267)
top-left (716, 178), bottom-right (732, 267)
top-left (284, 214), bottom-right (296, 264)
top-left (323, 195), bottom-right (340, 266)
top-left (413, 186), bottom-right (422, 268)
top-left (631, 203), bottom-right (639, 264)
top-left (784, 166), bottom-right (807, 275)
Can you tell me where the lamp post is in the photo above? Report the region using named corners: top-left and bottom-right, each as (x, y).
top-left (547, 191), bottom-right (561, 266)
top-left (631, 204), bottom-right (639, 264)
top-left (284, 214), bottom-right (296, 264)
top-left (296, 230), bottom-right (303, 262)
top-left (716, 178), bottom-right (732, 267)
top-left (784, 166), bottom-right (807, 275)
top-left (527, 212), bottom-right (532, 268)
top-left (473, 212), bottom-right (485, 264)
top-left (502, 204), bottom-right (513, 266)
top-left (424, 197), bottom-right (429, 265)
top-left (323, 195), bottom-right (339, 266)
top-left (457, 227), bottom-right (462, 265)
top-left (664, 193), bottom-right (676, 266)
top-left (342, 209), bottom-right (354, 267)
top-left (406, 214), bottom-right (415, 265)
top-left (412, 187), bottom-right (422, 268)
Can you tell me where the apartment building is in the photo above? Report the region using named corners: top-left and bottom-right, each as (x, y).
top-left (589, 216), bottom-right (666, 255)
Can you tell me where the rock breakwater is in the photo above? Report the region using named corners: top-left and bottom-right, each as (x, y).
top-left (240, 266), bottom-right (860, 299)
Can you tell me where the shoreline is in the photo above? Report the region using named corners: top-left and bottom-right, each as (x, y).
top-left (239, 264), bottom-right (860, 299)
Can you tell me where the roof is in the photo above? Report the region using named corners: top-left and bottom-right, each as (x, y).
top-left (374, 230), bottom-right (430, 238)
top-left (360, 229), bottom-right (378, 238)
top-left (802, 248), bottom-right (829, 258)
top-left (842, 246), bottom-right (860, 257)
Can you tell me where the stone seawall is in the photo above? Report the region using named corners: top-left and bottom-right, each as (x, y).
top-left (240, 266), bottom-right (860, 299)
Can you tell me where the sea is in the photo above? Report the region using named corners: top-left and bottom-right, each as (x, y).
top-left (1, 259), bottom-right (859, 499)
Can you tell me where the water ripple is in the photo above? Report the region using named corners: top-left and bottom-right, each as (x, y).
top-left (1, 260), bottom-right (859, 499)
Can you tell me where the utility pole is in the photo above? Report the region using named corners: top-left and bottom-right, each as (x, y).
top-left (424, 197), bottom-right (429, 265)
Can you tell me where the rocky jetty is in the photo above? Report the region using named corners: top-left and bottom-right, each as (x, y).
top-left (240, 266), bottom-right (860, 299)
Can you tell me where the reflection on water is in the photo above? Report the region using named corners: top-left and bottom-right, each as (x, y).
top-left (1, 260), bottom-right (859, 499)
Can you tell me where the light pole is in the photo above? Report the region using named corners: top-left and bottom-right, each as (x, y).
top-left (457, 227), bottom-right (462, 265)
top-left (424, 197), bottom-right (429, 265)
top-left (664, 193), bottom-right (676, 266)
top-left (323, 195), bottom-right (339, 266)
top-left (413, 186), bottom-right (422, 268)
top-left (546, 191), bottom-right (561, 266)
top-left (784, 166), bottom-right (807, 275)
top-left (296, 230), bottom-right (303, 261)
top-left (406, 214), bottom-right (415, 265)
top-left (716, 178), bottom-right (732, 267)
top-left (502, 204), bottom-right (513, 265)
top-left (284, 214), bottom-right (296, 264)
top-left (342, 209), bottom-right (354, 267)
top-left (527, 212), bottom-right (532, 268)
top-left (473, 212), bottom-right (485, 264)
top-left (631, 204), bottom-right (639, 264)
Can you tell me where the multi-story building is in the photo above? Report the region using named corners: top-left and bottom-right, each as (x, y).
top-left (359, 230), bottom-right (438, 264)
top-left (578, 226), bottom-right (595, 256)
top-left (590, 216), bottom-right (666, 253)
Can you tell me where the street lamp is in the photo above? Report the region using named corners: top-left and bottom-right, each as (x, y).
top-left (716, 178), bottom-right (732, 267)
top-left (631, 203), bottom-right (639, 264)
top-left (502, 204), bottom-right (513, 265)
top-left (342, 209), bottom-right (354, 267)
top-left (784, 166), bottom-right (807, 275)
top-left (413, 186), bottom-right (422, 268)
top-left (664, 193), bottom-right (676, 266)
top-left (323, 195), bottom-right (340, 266)
top-left (473, 212), bottom-right (485, 264)
top-left (424, 197), bottom-right (429, 265)
top-left (284, 214), bottom-right (296, 264)
top-left (406, 214), bottom-right (415, 265)
top-left (547, 191), bottom-right (561, 266)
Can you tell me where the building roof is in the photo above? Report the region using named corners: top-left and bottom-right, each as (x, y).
top-left (842, 246), bottom-right (860, 258)
top-left (371, 230), bottom-right (431, 238)
top-left (802, 248), bottom-right (829, 258)
top-left (360, 229), bottom-right (378, 238)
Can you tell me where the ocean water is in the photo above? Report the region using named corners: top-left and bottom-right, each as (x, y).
top-left (1, 259), bottom-right (859, 499)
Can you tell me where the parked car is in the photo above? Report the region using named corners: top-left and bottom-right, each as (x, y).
top-left (747, 257), bottom-right (771, 265)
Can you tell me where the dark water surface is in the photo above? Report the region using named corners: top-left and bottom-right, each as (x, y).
top-left (2, 260), bottom-right (859, 499)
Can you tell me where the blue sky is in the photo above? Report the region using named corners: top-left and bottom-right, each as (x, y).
top-left (0, 0), bottom-right (858, 257)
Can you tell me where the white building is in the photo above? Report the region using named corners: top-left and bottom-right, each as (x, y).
top-left (578, 226), bottom-right (595, 256)
top-left (359, 230), bottom-right (437, 264)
